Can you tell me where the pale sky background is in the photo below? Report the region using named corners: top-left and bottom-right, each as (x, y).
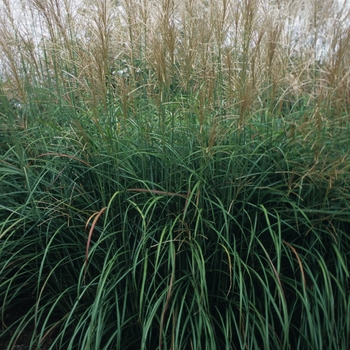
top-left (3, 0), bottom-right (350, 34)
top-left (1, 0), bottom-right (350, 63)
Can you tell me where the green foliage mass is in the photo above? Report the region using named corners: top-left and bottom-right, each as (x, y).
top-left (1, 0), bottom-right (350, 349)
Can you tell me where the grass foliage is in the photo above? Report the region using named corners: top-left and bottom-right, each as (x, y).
top-left (1, 0), bottom-right (350, 349)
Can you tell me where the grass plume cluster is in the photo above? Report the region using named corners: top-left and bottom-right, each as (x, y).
top-left (1, 0), bottom-right (350, 349)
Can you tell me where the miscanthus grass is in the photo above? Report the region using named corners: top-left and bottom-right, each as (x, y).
top-left (1, 0), bottom-right (350, 349)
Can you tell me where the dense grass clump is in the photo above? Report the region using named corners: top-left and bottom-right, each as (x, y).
top-left (1, 0), bottom-right (350, 349)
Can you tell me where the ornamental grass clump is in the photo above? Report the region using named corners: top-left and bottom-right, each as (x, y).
top-left (1, 0), bottom-right (350, 349)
